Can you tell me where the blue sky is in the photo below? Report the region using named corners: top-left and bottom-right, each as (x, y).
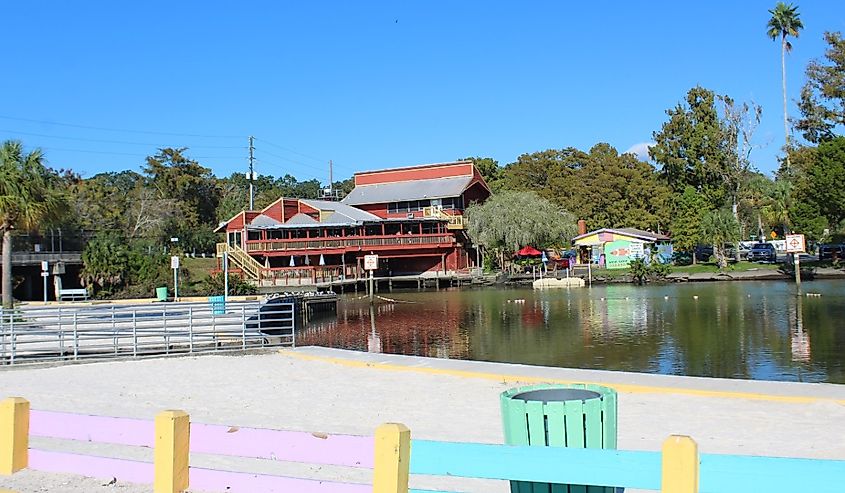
top-left (2, 1), bottom-right (842, 182)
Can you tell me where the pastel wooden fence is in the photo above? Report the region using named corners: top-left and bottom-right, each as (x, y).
top-left (3, 397), bottom-right (845, 492)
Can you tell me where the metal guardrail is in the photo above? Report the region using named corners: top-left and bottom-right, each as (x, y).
top-left (0, 300), bottom-right (295, 366)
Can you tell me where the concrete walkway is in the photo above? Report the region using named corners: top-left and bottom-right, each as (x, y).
top-left (1, 347), bottom-right (844, 492)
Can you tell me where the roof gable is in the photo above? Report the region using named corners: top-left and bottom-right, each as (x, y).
top-left (573, 227), bottom-right (670, 243)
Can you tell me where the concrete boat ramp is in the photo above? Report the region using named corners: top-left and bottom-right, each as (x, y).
top-left (1, 347), bottom-right (844, 492)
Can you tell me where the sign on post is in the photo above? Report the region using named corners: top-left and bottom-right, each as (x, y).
top-left (364, 254), bottom-right (379, 271)
top-left (171, 256), bottom-right (180, 300)
top-left (41, 261), bottom-right (49, 272)
top-left (785, 234), bottom-right (806, 253)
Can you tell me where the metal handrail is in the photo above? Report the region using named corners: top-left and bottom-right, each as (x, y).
top-left (0, 301), bottom-right (295, 366)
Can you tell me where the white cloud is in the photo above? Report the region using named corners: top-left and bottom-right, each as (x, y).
top-left (624, 142), bottom-right (655, 162)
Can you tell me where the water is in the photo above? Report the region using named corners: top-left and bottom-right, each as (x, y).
top-left (299, 280), bottom-right (845, 383)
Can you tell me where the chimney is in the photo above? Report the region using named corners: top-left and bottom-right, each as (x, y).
top-left (577, 219), bottom-right (587, 236)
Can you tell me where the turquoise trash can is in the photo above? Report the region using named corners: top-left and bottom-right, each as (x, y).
top-left (155, 286), bottom-right (168, 302)
top-left (209, 295), bottom-right (226, 315)
top-left (501, 383), bottom-right (620, 492)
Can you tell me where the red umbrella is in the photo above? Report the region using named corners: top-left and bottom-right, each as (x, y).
top-left (515, 246), bottom-right (542, 257)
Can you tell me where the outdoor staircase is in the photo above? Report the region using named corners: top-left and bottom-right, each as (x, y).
top-left (216, 243), bottom-right (266, 282)
top-left (423, 206), bottom-right (466, 230)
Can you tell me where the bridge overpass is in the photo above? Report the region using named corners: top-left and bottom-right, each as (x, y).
top-left (0, 251), bottom-right (84, 301)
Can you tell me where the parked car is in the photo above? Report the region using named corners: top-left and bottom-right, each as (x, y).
top-left (694, 245), bottom-right (713, 261)
top-left (819, 244), bottom-right (845, 261)
top-left (747, 243), bottom-right (777, 262)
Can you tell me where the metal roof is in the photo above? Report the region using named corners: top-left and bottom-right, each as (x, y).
top-left (341, 176), bottom-right (474, 206)
top-left (284, 213), bottom-right (319, 225)
top-left (300, 199), bottom-right (382, 222)
top-left (249, 214), bottom-right (282, 227)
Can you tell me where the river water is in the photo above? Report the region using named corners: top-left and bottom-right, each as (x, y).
top-left (299, 280), bottom-right (845, 383)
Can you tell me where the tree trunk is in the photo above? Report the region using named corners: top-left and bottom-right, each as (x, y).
top-left (781, 35), bottom-right (792, 171)
top-left (692, 251), bottom-right (697, 265)
top-left (733, 201), bottom-right (741, 262)
top-left (2, 229), bottom-right (12, 309)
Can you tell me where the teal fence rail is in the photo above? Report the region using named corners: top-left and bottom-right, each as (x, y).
top-left (407, 438), bottom-right (845, 492)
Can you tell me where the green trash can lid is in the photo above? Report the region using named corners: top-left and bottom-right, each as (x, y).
top-left (512, 388), bottom-right (600, 403)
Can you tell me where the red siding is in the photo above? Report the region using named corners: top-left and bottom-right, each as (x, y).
top-left (357, 203), bottom-right (388, 218)
top-left (226, 212), bottom-right (245, 232)
top-left (262, 200), bottom-right (285, 223)
top-left (283, 199), bottom-right (299, 222)
top-left (299, 203), bottom-right (319, 214)
top-left (462, 181), bottom-right (491, 206)
top-left (354, 162), bottom-right (474, 186)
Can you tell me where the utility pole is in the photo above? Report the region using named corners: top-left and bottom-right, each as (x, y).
top-left (329, 159), bottom-right (333, 197)
top-left (248, 136), bottom-right (255, 210)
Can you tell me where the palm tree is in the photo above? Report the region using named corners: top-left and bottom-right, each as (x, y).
top-left (700, 209), bottom-right (741, 270)
top-left (0, 140), bottom-right (65, 308)
top-left (762, 179), bottom-right (793, 235)
top-left (767, 2), bottom-right (804, 170)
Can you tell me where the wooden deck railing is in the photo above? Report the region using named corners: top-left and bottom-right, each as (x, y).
top-left (244, 234), bottom-right (454, 253)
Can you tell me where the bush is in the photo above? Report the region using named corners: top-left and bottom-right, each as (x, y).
top-left (194, 273), bottom-right (257, 296)
top-left (629, 257), bottom-right (672, 285)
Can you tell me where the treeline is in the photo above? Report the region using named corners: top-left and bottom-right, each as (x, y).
top-left (467, 31), bottom-right (845, 268)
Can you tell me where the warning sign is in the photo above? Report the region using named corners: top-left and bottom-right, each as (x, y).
top-left (364, 254), bottom-right (379, 270)
top-left (785, 234), bottom-right (805, 254)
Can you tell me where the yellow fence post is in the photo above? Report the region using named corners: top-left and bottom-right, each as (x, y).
top-left (154, 410), bottom-right (190, 493)
top-left (373, 423), bottom-right (410, 493)
top-left (661, 435), bottom-right (699, 493)
top-left (0, 397), bottom-right (29, 476)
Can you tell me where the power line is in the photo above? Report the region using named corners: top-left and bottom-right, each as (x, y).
top-left (253, 137), bottom-right (326, 163)
top-left (0, 129), bottom-right (245, 149)
top-left (256, 147), bottom-right (356, 177)
top-left (0, 115), bottom-right (242, 139)
top-left (40, 146), bottom-right (242, 160)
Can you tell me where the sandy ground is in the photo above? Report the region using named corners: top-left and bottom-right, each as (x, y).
top-left (2, 347), bottom-right (845, 492)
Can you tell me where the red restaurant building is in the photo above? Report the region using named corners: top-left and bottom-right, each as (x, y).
top-left (215, 160), bottom-right (491, 286)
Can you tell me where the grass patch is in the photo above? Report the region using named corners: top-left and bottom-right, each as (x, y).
top-left (672, 261), bottom-right (780, 274)
top-left (181, 257), bottom-right (217, 279)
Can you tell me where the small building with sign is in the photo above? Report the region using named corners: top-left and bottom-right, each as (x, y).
top-left (572, 228), bottom-right (672, 269)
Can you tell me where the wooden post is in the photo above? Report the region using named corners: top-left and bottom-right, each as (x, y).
top-left (154, 410), bottom-right (190, 493)
top-left (0, 397), bottom-right (29, 475)
top-left (661, 435), bottom-right (698, 493)
top-left (373, 423), bottom-right (410, 493)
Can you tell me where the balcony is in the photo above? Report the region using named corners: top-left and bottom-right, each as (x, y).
top-left (422, 207), bottom-right (465, 230)
top-left (244, 233), bottom-right (455, 253)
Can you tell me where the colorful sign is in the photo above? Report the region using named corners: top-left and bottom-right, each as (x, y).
top-left (785, 234), bottom-right (806, 253)
top-left (604, 240), bottom-right (633, 270)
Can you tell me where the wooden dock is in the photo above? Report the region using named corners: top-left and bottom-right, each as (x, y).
top-left (316, 273), bottom-right (474, 293)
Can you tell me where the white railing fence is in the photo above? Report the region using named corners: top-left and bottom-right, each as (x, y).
top-left (0, 301), bottom-right (295, 365)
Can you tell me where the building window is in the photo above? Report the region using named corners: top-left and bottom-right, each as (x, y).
top-left (421, 223), bottom-right (439, 234)
top-left (441, 196), bottom-right (463, 210)
top-left (247, 231), bottom-right (261, 241)
top-left (388, 199), bottom-right (432, 213)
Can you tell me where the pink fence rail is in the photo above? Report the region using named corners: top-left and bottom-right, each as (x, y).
top-left (25, 408), bottom-right (375, 492)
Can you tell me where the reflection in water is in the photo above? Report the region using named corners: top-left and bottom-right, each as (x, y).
top-left (298, 281), bottom-right (845, 383)
top-left (790, 295), bottom-right (811, 363)
top-left (367, 304), bottom-right (381, 353)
